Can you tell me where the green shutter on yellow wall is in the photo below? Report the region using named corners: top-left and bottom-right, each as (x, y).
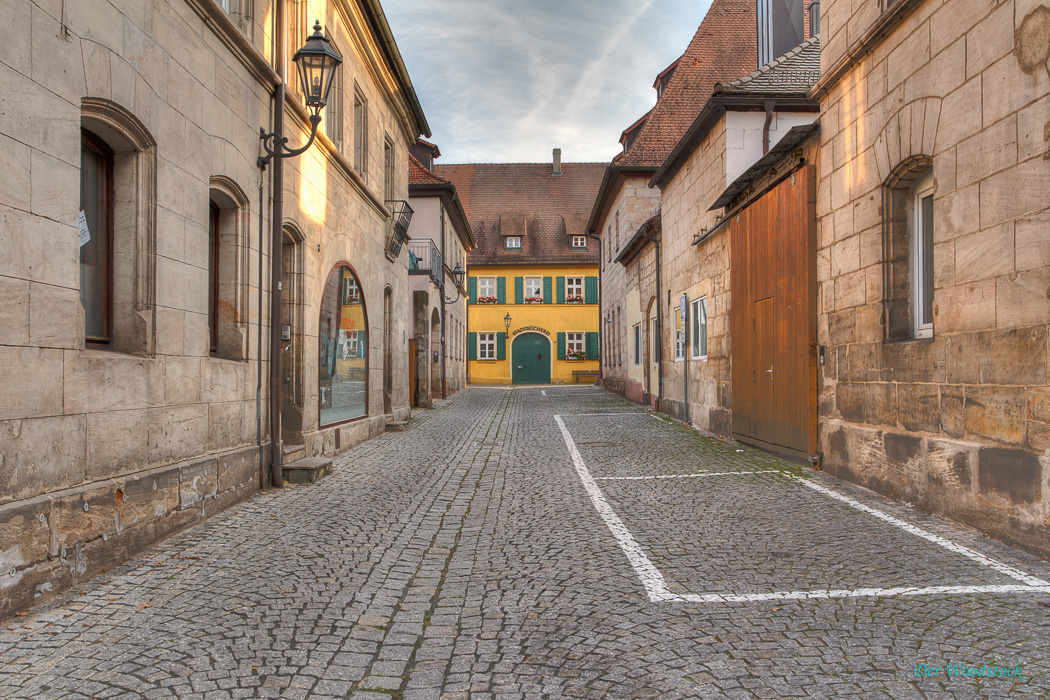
top-left (496, 332), bottom-right (507, 361)
top-left (543, 277), bottom-right (552, 303)
top-left (496, 276), bottom-right (506, 304)
top-left (468, 277), bottom-right (477, 304)
top-left (556, 277), bottom-right (565, 304)
top-left (514, 277), bottom-right (524, 304)
top-left (586, 332), bottom-right (599, 360)
top-left (584, 277), bottom-right (598, 304)
top-left (557, 332), bottom-right (566, 360)
top-left (468, 332), bottom-right (477, 360)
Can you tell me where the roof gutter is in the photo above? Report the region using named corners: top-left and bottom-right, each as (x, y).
top-left (362, 0), bottom-right (432, 138)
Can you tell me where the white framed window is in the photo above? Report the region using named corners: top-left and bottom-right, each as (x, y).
top-left (566, 277), bottom-right (583, 301)
top-left (691, 297), bottom-right (707, 359)
top-left (353, 87), bottom-right (368, 178)
top-left (633, 323), bottom-right (641, 365)
top-left (567, 332), bottom-right (585, 357)
top-left (478, 332), bottom-right (496, 360)
top-left (478, 276), bottom-right (496, 300)
top-left (525, 276), bottom-right (542, 301)
top-left (913, 173), bottom-right (934, 339)
top-left (673, 306), bottom-right (684, 361)
top-left (217, 0), bottom-right (231, 11)
top-left (505, 236), bottom-right (521, 249)
top-left (572, 235), bottom-right (587, 248)
top-left (651, 317), bottom-right (659, 364)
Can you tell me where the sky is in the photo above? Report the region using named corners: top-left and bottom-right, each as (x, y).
top-left (382, 0), bottom-right (714, 164)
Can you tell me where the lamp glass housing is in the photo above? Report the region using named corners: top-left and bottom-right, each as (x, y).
top-left (451, 264), bottom-right (465, 289)
top-left (504, 313), bottom-right (512, 330)
top-left (293, 22), bottom-right (343, 115)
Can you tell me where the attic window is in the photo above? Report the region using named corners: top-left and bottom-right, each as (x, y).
top-left (505, 236), bottom-right (522, 250)
top-left (572, 235), bottom-right (587, 249)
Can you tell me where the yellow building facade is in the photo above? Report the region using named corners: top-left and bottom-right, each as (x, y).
top-left (467, 264), bottom-right (600, 384)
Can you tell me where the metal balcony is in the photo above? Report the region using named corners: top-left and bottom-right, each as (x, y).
top-left (385, 200), bottom-right (413, 258)
top-left (407, 239), bottom-right (444, 289)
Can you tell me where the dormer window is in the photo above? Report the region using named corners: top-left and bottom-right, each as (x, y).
top-left (572, 235), bottom-right (587, 249)
top-left (505, 236), bottom-right (521, 250)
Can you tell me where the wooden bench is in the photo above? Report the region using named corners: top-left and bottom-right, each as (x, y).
top-left (571, 370), bottom-right (600, 384)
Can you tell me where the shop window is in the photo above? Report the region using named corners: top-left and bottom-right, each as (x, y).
top-left (319, 265), bottom-right (368, 425)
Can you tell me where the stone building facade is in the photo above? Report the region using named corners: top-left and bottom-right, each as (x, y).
top-left (813, 0), bottom-right (1050, 555)
top-left (0, 0), bottom-right (427, 615)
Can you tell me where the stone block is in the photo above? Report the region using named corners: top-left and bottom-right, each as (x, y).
top-left (883, 432), bottom-right (925, 501)
top-left (958, 116), bottom-right (1017, 188)
top-left (834, 269), bottom-right (866, 309)
top-left (29, 4), bottom-right (86, 106)
top-left (926, 439), bottom-right (974, 492)
top-left (0, 133), bottom-right (30, 212)
top-left (843, 342), bottom-right (879, 382)
top-left (827, 308), bottom-right (856, 345)
top-left (977, 325), bottom-right (1046, 385)
top-left (0, 346), bottom-right (64, 420)
top-left (0, 496), bottom-right (52, 587)
top-left (1015, 210), bottom-right (1050, 271)
top-left (977, 446), bottom-right (1042, 506)
top-left (854, 303), bottom-right (883, 341)
top-left (980, 152), bottom-right (1050, 229)
top-left (0, 415), bottom-right (86, 506)
top-left (86, 409), bottom-right (149, 481)
top-left (29, 282), bottom-right (81, 350)
top-left (51, 482), bottom-right (120, 551)
top-left (965, 385), bottom-right (1027, 444)
top-left (163, 356), bottom-right (201, 405)
top-left (940, 385), bottom-right (966, 438)
top-left (148, 404), bottom-right (208, 465)
top-left (0, 0), bottom-right (32, 77)
top-left (1030, 386), bottom-right (1050, 423)
top-left (836, 381), bottom-right (896, 426)
top-left (981, 54), bottom-right (1045, 128)
top-left (945, 332), bottom-right (979, 384)
top-left (897, 383), bottom-right (941, 433)
top-left (217, 448), bottom-right (257, 493)
top-left (179, 458), bottom-right (218, 511)
top-left (208, 401), bottom-right (242, 451)
top-left (965, 1), bottom-right (1014, 79)
top-left (200, 357), bottom-right (247, 403)
top-left (29, 149), bottom-right (77, 223)
top-left (118, 465), bottom-right (180, 531)
top-left (934, 240), bottom-right (955, 288)
top-left (996, 267), bottom-right (1050, 328)
top-left (63, 350), bottom-right (152, 414)
top-left (880, 336), bottom-right (946, 383)
top-left (1017, 94), bottom-right (1050, 162)
top-left (936, 182), bottom-right (980, 241)
top-left (830, 235), bottom-right (860, 277)
top-left (934, 279), bottom-right (996, 333)
top-left (0, 275), bottom-right (30, 346)
top-left (155, 307), bottom-right (186, 356)
top-left (1029, 419), bottom-right (1050, 451)
top-left (954, 222), bottom-right (1015, 285)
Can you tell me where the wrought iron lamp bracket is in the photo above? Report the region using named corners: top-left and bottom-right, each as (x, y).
top-left (258, 113), bottom-right (322, 169)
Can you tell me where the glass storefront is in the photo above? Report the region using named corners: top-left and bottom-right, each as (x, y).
top-left (318, 265), bottom-right (367, 425)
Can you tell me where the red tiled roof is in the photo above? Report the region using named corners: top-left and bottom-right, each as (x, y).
top-left (617, 0), bottom-right (757, 167)
top-left (409, 153), bottom-right (450, 186)
top-left (435, 162), bottom-right (606, 266)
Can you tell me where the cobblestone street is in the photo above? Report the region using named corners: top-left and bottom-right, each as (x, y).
top-left (2, 387), bottom-right (1049, 699)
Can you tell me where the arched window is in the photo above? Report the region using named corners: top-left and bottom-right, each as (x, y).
top-left (319, 264), bottom-right (368, 425)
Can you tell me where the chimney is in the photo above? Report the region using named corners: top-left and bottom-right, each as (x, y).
top-left (552, 148), bottom-right (562, 176)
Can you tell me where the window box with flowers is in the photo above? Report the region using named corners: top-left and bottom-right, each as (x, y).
top-left (566, 349), bottom-right (588, 361)
top-left (477, 296), bottom-right (498, 304)
top-left (565, 294), bottom-right (584, 304)
top-left (524, 296), bottom-right (544, 304)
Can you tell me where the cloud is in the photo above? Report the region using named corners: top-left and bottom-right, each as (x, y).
top-left (384, 0), bottom-right (712, 163)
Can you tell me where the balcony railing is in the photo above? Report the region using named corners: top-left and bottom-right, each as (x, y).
top-left (385, 200), bottom-right (413, 258)
top-left (407, 239), bottom-right (444, 289)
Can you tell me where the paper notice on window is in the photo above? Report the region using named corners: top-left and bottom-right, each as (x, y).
top-left (78, 210), bottom-right (91, 247)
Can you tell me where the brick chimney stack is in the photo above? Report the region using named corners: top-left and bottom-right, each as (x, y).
top-left (552, 148), bottom-right (562, 176)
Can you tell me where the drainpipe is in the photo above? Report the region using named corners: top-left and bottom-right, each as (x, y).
top-left (762, 100), bottom-right (776, 155)
top-left (256, 171), bottom-right (266, 489)
top-left (639, 223), bottom-right (661, 407)
top-left (682, 292), bottom-right (689, 424)
top-left (267, 1), bottom-right (286, 489)
top-left (440, 200), bottom-right (447, 399)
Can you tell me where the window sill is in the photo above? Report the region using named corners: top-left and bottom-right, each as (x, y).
top-left (883, 334), bottom-right (935, 346)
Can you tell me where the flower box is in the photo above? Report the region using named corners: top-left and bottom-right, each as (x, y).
top-left (477, 296), bottom-right (498, 304)
top-left (565, 295), bottom-right (584, 304)
top-left (566, 350), bottom-right (588, 361)
top-left (524, 296), bottom-right (544, 304)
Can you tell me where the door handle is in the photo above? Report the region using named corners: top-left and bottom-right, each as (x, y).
top-left (517, 365), bottom-right (524, 369)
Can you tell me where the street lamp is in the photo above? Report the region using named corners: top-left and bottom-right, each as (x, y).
top-left (442, 263), bottom-right (466, 304)
top-left (259, 20), bottom-right (342, 490)
top-left (258, 21), bottom-right (343, 166)
top-left (504, 313), bottom-right (512, 330)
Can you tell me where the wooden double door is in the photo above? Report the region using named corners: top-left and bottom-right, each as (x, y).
top-left (729, 167), bottom-right (817, 457)
top-left (512, 333), bottom-right (551, 384)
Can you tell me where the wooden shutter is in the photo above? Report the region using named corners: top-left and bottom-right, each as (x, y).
top-left (468, 332), bottom-right (477, 360)
top-left (556, 277), bottom-right (565, 304)
top-left (496, 332), bottom-right (506, 361)
top-left (584, 276), bottom-right (598, 304)
top-left (514, 277), bottom-right (523, 304)
top-left (586, 332), bottom-right (599, 360)
top-left (468, 277), bottom-right (477, 304)
top-left (496, 276), bottom-right (506, 304)
top-left (543, 277), bottom-right (552, 304)
top-left (557, 332), bottom-right (566, 360)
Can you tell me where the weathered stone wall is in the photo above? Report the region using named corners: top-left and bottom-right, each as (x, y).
top-left (659, 119), bottom-right (733, 434)
top-left (815, 0), bottom-right (1050, 555)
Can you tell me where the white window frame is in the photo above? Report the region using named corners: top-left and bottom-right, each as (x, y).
top-left (572, 235), bottom-right (587, 248)
top-left (524, 276), bottom-right (542, 300)
top-left (566, 332), bottom-right (585, 355)
top-left (478, 332), bottom-right (496, 360)
top-left (566, 276), bottom-right (583, 301)
top-left (632, 323), bottom-right (641, 365)
top-left (673, 306), bottom-right (685, 361)
top-left (217, 0), bottom-right (232, 11)
top-left (912, 172), bottom-right (935, 339)
top-left (505, 236), bottom-right (521, 249)
top-left (478, 276), bottom-right (496, 299)
top-left (691, 297), bottom-right (707, 359)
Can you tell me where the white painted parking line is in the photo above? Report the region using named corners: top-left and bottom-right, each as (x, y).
top-left (595, 471), bottom-right (780, 480)
top-left (553, 415), bottom-right (677, 602)
top-left (555, 413), bottom-right (1050, 604)
top-left (786, 474), bottom-right (1050, 587)
top-left (558, 412), bottom-right (651, 417)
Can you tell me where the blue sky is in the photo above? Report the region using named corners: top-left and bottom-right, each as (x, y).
top-left (383, 0), bottom-right (713, 164)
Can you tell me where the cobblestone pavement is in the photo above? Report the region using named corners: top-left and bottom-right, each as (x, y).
top-left (2, 387), bottom-right (1050, 699)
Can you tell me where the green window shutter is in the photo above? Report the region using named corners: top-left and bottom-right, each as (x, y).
top-left (586, 332), bottom-right (599, 360)
top-left (358, 329), bottom-right (367, 358)
top-left (556, 277), bottom-right (565, 304)
top-left (496, 332), bottom-right (506, 361)
top-left (514, 277), bottom-right (524, 304)
top-left (468, 332), bottom-right (477, 360)
top-left (585, 276), bottom-right (598, 304)
top-left (468, 277), bottom-right (477, 304)
top-left (496, 276), bottom-right (506, 304)
top-left (543, 277), bottom-right (552, 304)
top-left (557, 332), bottom-right (566, 360)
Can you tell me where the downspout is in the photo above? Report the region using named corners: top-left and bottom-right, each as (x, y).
top-left (682, 292), bottom-right (689, 424)
top-left (639, 223), bottom-right (661, 406)
top-left (440, 200), bottom-right (447, 399)
top-left (762, 100), bottom-right (776, 154)
top-left (267, 0), bottom-right (286, 489)
top-left (256, 172), bottom-right (266, 489)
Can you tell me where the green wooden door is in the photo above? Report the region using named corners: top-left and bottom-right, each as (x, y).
top-left (512, 333), bottom-right (551, 384)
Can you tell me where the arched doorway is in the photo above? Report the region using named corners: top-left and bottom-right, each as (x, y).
top-left (318, 264), bottom-right (368, 426)
top-left (383, 287), bottom-right (393, 414)
top-left (430, 308), bottom-right (442, 398)
top-left (512, 332), bottom-right (551, 384)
